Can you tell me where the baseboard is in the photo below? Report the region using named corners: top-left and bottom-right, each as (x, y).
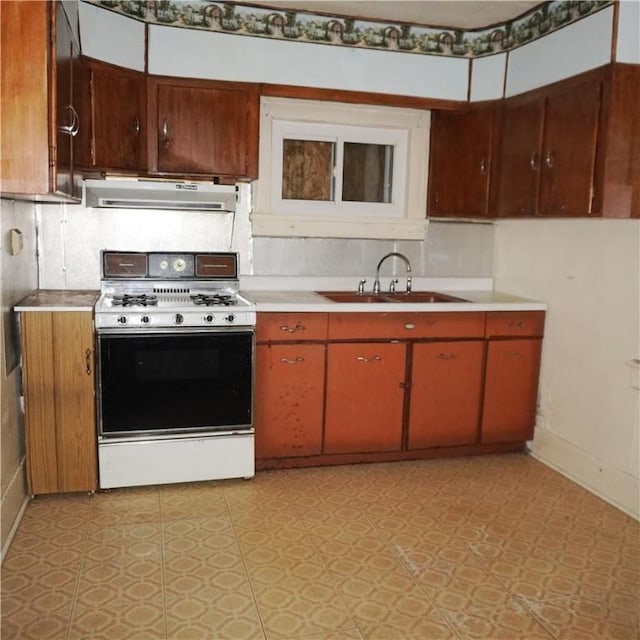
top-left (529, 427), bottom-right (639, 520)
top-left (1, 458), bottom-right (29, 563)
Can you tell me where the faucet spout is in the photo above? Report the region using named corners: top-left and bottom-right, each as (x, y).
top-left (372, 252), bottom-right (412, 294)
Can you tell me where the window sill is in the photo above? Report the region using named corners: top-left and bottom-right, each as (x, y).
top-left (251, 213), bottom-right (428, 240)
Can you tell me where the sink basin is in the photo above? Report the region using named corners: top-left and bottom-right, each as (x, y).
top-left (317, 292), bottom-right (393, 303)
top-left (385, 291), bottom-right (469, 303)
top-left (317, 291), bottom-right (469, 303)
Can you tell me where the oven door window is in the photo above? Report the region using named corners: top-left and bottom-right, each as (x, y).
top-left (99, 331), bottom-right (253, 438)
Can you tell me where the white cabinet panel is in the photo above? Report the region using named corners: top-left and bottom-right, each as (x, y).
top-left (470, 54), bottom-right (507, 101)
top-left (148, 25), bottom-right (469, 101)
top-left (617, 0), bottom-right (640, 63)
top-left (78, 2), bottom-right (145, 71)
top-left (506, 6), bottom-right (614, 97)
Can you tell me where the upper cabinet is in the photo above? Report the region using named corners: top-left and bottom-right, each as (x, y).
top-left (78, 59), bottom-right (146, 172)
top-left (428, 101), bottom-right (499, 218)
top-left (430, 64), bottom-right (638, 220)
top-left (147, 77), bottom-right (260, 180)
top-left (497, 72), bottom-right (602, 217)
top-left (1, 1), bottom-right (82, 202)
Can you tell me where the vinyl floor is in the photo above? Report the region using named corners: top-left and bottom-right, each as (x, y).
top-left (1, 453), bottom-right (639, 639)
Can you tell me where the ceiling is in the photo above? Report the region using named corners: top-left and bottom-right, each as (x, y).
top-left (253, 1), bottom-right (546, 30)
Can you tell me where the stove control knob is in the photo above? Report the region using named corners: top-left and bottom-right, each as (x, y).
top-left (204, 314), bottom-right (214, 324)
top-left (174, 313), bottom-right (184, 325)
top-left (141, 315), bottom-right (150, 324)
top-left (225, 314), bottom-right (235, 324)
top-left (117, 315), bottom-right (128, 325)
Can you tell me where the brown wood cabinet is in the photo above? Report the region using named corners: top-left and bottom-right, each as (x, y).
top-left (481, 311), bottom-right (544, 444)
top-left (428, 101), bottom-right (499, 218)
top-left (497, 73), bottom-right (602, 217)
top-left (78, 58), bottom-right (146, 172)
top-left (255, 313), bottom-right (328, 460)
top-left (20, 311), bottom-right (97, 495)
top-left (147, 77), bottom-right (259, 179)
top-left (324, 342), bottom-right (405, 454)
top-left (1, 1), bottom-right (82, 202)
top-left (408, 340), bottom-right (484, 448)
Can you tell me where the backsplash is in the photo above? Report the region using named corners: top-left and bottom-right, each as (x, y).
top-left (35, 184), bottom-right (494, 289)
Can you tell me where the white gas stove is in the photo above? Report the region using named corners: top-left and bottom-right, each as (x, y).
top-left (95, 251), bottom-right (256, 330)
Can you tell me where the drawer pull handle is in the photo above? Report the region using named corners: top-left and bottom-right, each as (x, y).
top-left (280, 357), bottom-right (305, 364)
top-left (507, 321), bottom-right (526, 328)
top-left (279, 324), bottom-right (305, 333)
top-left (356, 355), bottom-right (382, 363)
top-left (85, 348), bottom-right (92, 375)
top-left (404, 323), bottom-right (416, 330)
top-left (506, 352), bottom-right (523, 358)
top-left (438, 353), bottom-right (457, 360)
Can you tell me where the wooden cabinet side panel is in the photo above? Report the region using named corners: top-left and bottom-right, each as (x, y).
top-left (481, 339), bottom-right (542, 444)
top-left (21, 313), bottom-right (59, 494)
top-left (0, 1), bottom-right (50, 194)
top-left (324, 342), bottom-right (405, 454)
top-left (408, 341), bottom-right (484, 449)
top-left (255, 344), bottom-right (325, 458)
top-left (52, 312), bottom-right (97, 492)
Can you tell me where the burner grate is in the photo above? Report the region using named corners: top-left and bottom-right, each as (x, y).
top-left (112, 294), bottom-right (158, 307)
top-left (190, 293), bottom-right (235, 307)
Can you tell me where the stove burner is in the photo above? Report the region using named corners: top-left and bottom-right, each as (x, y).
top-left (112, 294), bottom-right (158, 307)
top-left (190, 293), bottom-right (235, 307)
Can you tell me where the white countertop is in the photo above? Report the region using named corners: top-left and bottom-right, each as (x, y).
top-left (240, 277), bottom-right (546, 312)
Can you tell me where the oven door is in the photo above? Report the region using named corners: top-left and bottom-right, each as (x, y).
top-left (97, 329), bottom-right (253, 440)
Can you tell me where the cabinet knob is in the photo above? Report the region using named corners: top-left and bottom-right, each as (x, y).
top-left (133, 116), bottom-right (141, 137)
top-left (529, 152), bottom-right (539, 171)
top-left (59, 105), bottom-right (79, 137)
top-left (544, 150), bottom-right (555, 169)
top-left (160, 119), bottom-right (170, 148)
top-left (480, 157), bottom-right (487, 175)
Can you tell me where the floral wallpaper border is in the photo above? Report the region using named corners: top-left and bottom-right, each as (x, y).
top-left (84, 0), bottom-right (614, 58)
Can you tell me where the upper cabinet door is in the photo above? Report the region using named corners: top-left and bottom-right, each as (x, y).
top-left (151, 79), bottom-right (259, 179)
top-left (538, 77), bottom-right (601, 216)
top-left (82, 61), bottom-right (147, 172)
top-left (428, 102), bottom-right (498, 218)
top-left (496, 95), bottom-right (545, 217)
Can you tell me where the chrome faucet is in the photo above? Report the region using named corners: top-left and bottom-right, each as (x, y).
top-left (372, 252), bottom-right (412, 294)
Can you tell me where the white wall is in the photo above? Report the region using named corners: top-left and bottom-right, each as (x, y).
top-left (493, 219), bottom-right (640, 517)
top-left (506, 6), bottom-right (614, 96)
top-left (1, 199), bottom-right (38, 559)
top-left (147, 24), bottom-right (469, 101)
top-left (617, 0), bottom-right (640, 63)
top-left (470, 54), bottom-right (507, 101)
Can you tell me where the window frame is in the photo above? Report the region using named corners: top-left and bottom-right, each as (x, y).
top-left (253, 97), bottom-right (430, 240)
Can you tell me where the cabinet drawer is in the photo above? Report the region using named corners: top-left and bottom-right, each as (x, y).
top-left (486, 311), bottom-right (545, 337)
top-left (256, 313), bottom-right (328, 342)
top-left (328, 312), bottom-right (486, 340)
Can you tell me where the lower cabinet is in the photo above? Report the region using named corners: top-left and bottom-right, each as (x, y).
top-left (408, 341), bottom-right (484, 448)
top-left (324, 342), bottom-right (405, 454)
top-left (255, 343), bottom-right (325, 458)
top-left (20, 311), bottom-right (97, 495)
top-left (255, 310), bottom-right (545, 468)
top-left (481, 338), bottom-right (543, 444)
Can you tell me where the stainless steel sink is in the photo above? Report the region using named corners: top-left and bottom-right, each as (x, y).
top-left (316, 291), bottom-right (469, 303)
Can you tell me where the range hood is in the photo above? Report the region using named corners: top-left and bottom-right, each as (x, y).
top-left (84, 179), bottom-right (237, 211)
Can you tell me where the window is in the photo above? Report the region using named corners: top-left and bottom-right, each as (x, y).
top-left (253, 98), bottom-right (430, 240)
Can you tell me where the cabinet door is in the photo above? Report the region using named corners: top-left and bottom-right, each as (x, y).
top-left (255, 344), bottom-right (325, 458)
top-left (481, 339), bottom-right (542, 444)
top-left (52, 1), bottom-right (84, 199)
top-left (408, 341), bottom-right (484, 449)
top-left (324, 342), bottom-right (405, 454)
top-left (429, 104), bottom-right (497, 217)
top-left (85, 62), bottom-right (146, 171)
top-left (22, 311), bottom-right (97, 494)
top-left (538, 78), bottom-right (601, 216)
top-left (497, 95), bottom-right (545, 216)
top-left (154, 82), bottom-right (258, 177)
